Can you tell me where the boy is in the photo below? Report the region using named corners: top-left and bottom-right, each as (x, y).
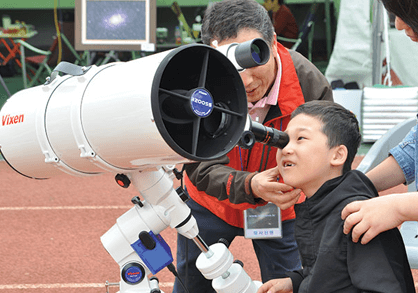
top-left (257, 100), bottom-right (415, 293)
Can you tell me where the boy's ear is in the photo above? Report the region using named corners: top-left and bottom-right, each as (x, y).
top-left (330, 145), bottom-right (348, 167)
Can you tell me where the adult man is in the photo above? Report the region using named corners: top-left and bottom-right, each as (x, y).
top-left (174, 0), bottom-right (333, 292)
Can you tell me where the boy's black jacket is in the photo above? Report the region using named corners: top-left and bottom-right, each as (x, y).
top-left (287, 169), bottom-right (415, 293)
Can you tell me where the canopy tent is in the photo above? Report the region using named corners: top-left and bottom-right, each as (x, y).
top-left (325, 0), bottom-right (373, 87)
top-left (325, 0), bottom-right (418, 87)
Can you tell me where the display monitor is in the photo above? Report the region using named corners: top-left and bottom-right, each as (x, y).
top-left (75, 0), bottom-right (156, 51)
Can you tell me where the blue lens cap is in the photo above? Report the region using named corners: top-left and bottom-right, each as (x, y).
top-left (190, 88), bottom-right (214, 118)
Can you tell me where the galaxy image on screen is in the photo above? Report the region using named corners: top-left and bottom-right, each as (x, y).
top-left (246, 204), bottom-right (279, 229)
top-left (86, 0), bottom-right (146, 41)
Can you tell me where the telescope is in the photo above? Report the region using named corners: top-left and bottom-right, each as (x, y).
top-left (0, 38), bottom-right (286, 292)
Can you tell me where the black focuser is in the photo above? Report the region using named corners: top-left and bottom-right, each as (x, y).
top-left (239, 120), bottom-right (289, 149)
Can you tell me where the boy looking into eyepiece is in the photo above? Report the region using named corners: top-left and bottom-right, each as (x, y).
top-left (257, 100), bottom-right (415, 293)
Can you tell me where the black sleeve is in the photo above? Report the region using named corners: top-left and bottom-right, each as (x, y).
top-left (347, 229), bottom-right (415, 292)
top-left (286, 269), bottom-right (304, 292)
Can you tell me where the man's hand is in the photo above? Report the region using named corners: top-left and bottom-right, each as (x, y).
top-left (341, 195), bottom-right (406, 244)
top-left (257, 278), bottom-right (293, 293)
top-left (251, 166), bottom-right (301, 210)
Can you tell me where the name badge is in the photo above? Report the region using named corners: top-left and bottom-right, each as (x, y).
top-left (244, 202), bottom-right (282, 239)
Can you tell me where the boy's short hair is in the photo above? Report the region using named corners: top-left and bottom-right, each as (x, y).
top-left (201, 0), bottom-right (275, 46)
top-left (291, 100), bottom-right (361, 173)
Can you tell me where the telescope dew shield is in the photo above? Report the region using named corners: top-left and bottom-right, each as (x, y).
top-left (0, 43), bottom-right (247, 179)
top-left (151, 44), bottom-right (247, 161)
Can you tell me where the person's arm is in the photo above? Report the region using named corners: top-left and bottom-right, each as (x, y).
top-left (256, 269), bottom-right (304, 293)
top-left (340, 156), bottom-right (407, 244)
top-left (342, 124), bottom-right (417, 243)
top-left (366, 155), bottom-right (406, 191)
top-left (184, 157), bottom-right (301, 209)
top-left (251, 167), bottom-right (301, 210)
top-left (256, 277), bottom-right (293, 293)
top-left (342, 192), bottom-right (418, 244)
top-left (347, 229), bottom-right (415, 292)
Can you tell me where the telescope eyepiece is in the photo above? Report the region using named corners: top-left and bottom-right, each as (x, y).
top-left (247, 121), bottom-right (289, 149)
top-left (234, 38), bottom-right (270, 69)
top-left (216, 38), bottom-right (271, 71)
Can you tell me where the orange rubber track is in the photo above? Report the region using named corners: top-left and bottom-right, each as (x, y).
top-left (0, 157), bottom-right (417, 292)
top-left (0, 161), bottom-right (260, 293)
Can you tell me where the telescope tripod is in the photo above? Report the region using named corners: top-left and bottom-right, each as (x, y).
top-left (101, 166), bottom-right (261, 293)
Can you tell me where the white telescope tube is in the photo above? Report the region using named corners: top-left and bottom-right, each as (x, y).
top-left (0, 43), bottom-right (248, 179)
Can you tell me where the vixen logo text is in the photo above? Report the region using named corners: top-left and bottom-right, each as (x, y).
top-left (2, 114), bottom-right (24, 126)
